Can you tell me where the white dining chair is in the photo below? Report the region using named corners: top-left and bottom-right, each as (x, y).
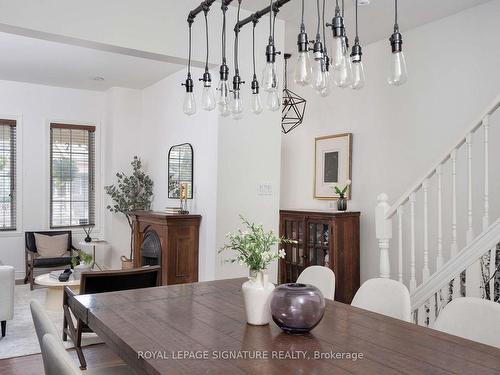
top-left (433, 297), bottom-right (500, 348)
top-left (296, 266), bottom-right (335, 300)
top-left (31, 301), bottom-right (135, 375)
top-left (351, 278), bottom-right (412, 322)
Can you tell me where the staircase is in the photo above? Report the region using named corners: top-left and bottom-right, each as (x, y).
top-left (375, 95), bottom-right (500, 327)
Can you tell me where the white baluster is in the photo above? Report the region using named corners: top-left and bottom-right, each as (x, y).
top-left (376, 193), bottom-right (392, 278)
top-left (422, 180), bottom-right (430, 282)
top-left (466, 133), bottom-right (473, 245)
top-left (429, 293), bottom-right (437, 327)
top-left (450, 149), bottom-right (458, 257)
top-left (436, 165), bottom-right (443, 270)
top-left (409, 193), bottom-right (417, 292)
top-left (483, 116), bottom-right (489, 232)
top-left (450, 150), bottom-right (459, 301)
top-left (397, 206), bottom-right (404, 283)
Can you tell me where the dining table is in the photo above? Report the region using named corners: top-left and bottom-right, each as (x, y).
top-left (69, 278), bottom-right (500, 375)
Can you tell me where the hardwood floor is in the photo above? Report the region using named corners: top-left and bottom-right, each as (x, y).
top-left (0, 344), bottom-right (124, 375)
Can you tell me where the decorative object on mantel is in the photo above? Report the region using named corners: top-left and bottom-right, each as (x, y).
top-left (271, 283), bottom-right (326, 334)
top-left (282, 53), bottom-right (306, 134)
top-left (82, 225), bottom-right (93, 243)
top-left (105, 156), bottom-right (153, 269)
top-left (314, 133), bottom-right (352, 200)
top-left (331, 179), bottom-right (351, 211)
top-left (179, 183), bottom-right (189, 214)
top-left (219, 216), bottom-right (295, 325)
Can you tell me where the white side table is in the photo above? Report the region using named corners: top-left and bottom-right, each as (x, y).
top-left (34, 273), bottom-right (80, 311)
top-left (78, 240), bottom-right (109, 271)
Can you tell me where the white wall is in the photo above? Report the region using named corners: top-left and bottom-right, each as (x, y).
top-left (280, 1), bottom-right (500, 283)
top-left (0, 80), bottom-right (105, 279)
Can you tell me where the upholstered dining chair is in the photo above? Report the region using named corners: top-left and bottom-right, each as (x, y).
top-left (0, 264), bottom-right (15, 337)
top-left (296, 266), bottom-right (335, 300)
top-left (63, 266), bottom-right (161, 369)
top-left (433, 297), bottom-right (500, 348)
top-left (351, 278), bottom-right (412, 322)
top-left (31, 301), bottom-right (135, 375)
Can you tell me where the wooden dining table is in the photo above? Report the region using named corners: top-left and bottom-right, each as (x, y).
top-left (69, 278), bottom-right (500, 375)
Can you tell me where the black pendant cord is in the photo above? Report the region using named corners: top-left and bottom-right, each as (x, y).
top-left (342, 0), bottom-right (345, 17)
top-left (355, 0), bottom-right (359, 43)
top-left (268, 0), bottom-right (274, 43)
top-left (234, 0), bottom-right (242, 75)
top-left (222, 5), bottom-right (227, 63)
top-left (322, 0), bottom-right (327, 54)
top-left (300, 0), bottom-right (305, 30)
top-left (204, 11), bottom-right (209, 73)
top-left (272, 8), bottom-right (278, 42)
top-left (252, 22), bottom-right (257, 79)
top-left (315, 0), bottom-right (320, 41)
top-left (394, 0), bottom-right (399, 31)
top-left (284, 55), bottom-right (288, 90)
top-left (187, 22), bottom-right (193, 78)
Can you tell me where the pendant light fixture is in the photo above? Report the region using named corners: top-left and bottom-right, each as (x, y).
top-left (294, 0), bottom-right (312, 86)
top-left (200, 8), bottom-right (216, 111)
top-left (388, 0), bottom-right (407, 86)
top-left (182, 19), bottom-right (196, 116)
top-left (311, 0), bottom-right (325, 92)
top-left (351, 0), bottom-right (365, 90)
top-left (319, 0), bottom-right (331, 97)
top-left (264, 2), bottom-right (281, 111)
top-left (262, 0), bottom-right (279, 95)
top-left (332, 0), bottom-right (351, 88)
top-left (217, 1), bottom-right (231, 117)
top-left (328, 0), bottom-right (347, 71)
top-left (231, 0), bottom-right (244, 119)
top-left (251, 19), bottom-right (263, 114)
top-left (282, 53), bottom-right (307, 134)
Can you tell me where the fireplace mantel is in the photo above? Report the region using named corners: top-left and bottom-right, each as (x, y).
top-left (131, 211), bottom-right (201, 285)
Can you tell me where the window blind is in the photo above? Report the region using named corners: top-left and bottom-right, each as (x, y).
top-left (0, 119), bottom-right (16, 231)
top-left (50, 123), bottom-right (95, 228)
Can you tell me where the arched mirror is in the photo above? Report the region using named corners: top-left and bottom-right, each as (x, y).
top-left (168, 143), bottom-right (193, 199)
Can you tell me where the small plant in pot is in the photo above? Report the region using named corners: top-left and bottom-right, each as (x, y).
top-left (219, 216), bottom-right (296, 325)
top-left (71, 250), bottom-right (93, 280)
top-left (331, 179), bottom-right (351, 211)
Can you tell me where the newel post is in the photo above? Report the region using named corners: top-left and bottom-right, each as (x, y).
top-left (376, 193), bottom-right (392, 278)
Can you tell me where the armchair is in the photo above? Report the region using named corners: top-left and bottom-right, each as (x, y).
top-left (0, 264), bottom-right (15, 337)
top-left (24, 231), bottom-right (75, 290)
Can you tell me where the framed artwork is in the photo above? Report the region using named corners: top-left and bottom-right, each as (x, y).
top-left (314, 133), bottom-right (352, 200)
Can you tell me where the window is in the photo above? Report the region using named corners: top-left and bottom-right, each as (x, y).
top-left (50, 123), bottom-right (95, 228)
top-left (0, 120), bottom-right (16, 231)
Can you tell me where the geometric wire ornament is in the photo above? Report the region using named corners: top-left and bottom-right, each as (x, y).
top-left (282, 53), bottom-right (306, 134)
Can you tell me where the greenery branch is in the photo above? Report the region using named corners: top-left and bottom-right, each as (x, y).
top-left (331, 179), bottom-right (352, 198)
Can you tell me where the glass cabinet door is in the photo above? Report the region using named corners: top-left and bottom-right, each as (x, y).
top-left (307, 221), bottom-right (330, 268)
top-left (283, 217), bottom-right (305, 282)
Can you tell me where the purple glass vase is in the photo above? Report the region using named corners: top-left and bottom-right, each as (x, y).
top-left (270, 283), bottom-right (326, 334)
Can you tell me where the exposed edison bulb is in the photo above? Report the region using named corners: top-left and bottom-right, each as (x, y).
top-left (311, 49), bottom-right (325, 91)
top-left (294, 51), bottom-right (312, 86)
top-left (183, 92), bottom-right (196, 116)
top-left (231, 89), bottom-right (244, 120)
top-left (251, 93), bottom-right (263, 114)
top-left (331, 36), bottom-right (347, 71)
top-left (319, 69), bottom-right (331, 97)
top-left (217, 80), bottom-right (230, 117)
top-left (388, 51), bottom-right (408, 86)
top-left (332, 56), bottom-right (351, 88)
top-left (262, 62), bottom-right (278, 92)
top-left (351, 61), bottom-right (365, 90)
top-left (266, 90), bottom-right (281, 111)
top-left (201, 83), bottom-right (216, 111)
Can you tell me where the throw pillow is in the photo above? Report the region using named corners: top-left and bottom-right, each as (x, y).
top-left (34, 233), bottom-right (69, 257)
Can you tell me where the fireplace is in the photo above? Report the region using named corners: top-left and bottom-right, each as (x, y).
top-left (140, 229), bottom-right (161, 267)
top-left (131, 211), bottom-right (201, 285)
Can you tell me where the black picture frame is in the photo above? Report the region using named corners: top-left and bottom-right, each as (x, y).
top-left (167, 143), bottom-right (193, 199)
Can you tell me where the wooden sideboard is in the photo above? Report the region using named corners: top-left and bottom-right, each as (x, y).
top-left (279, 210), bottom-right (360, 303)
top-left (131, 211), bottom-right (201, 285)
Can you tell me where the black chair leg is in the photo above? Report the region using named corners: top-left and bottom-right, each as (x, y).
top-left (1, 321), bottom-right (6, 337)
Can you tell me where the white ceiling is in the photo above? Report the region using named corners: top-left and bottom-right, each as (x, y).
top-left (0, 32), bottom-right (184, 91)
top-left (238, 0), bottom-right (493, 44)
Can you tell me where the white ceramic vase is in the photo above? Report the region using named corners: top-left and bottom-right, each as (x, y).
top-left (242, 270), bottom-right (275, 325)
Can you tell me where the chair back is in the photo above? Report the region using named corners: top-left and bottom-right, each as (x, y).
top-left (25, 231), bottom-right (73, 253)
top-left (41, 333), bottom-right (81, 375)
top-left (433, 297), bottom-right (500, 348)
top-left (351, 278), bottom-right (411, 322)
top-left (30, 300), bottom-right (61, 349)
top-left (80, 266), bottom-right (161, 294)
top-left (0, 265), bottom-right (14, 321)
top-left (296, 266), bottom-right (335, 300)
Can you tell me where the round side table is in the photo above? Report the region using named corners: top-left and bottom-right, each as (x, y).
top-left (34, 273), bottom-right (80, 311)
top-left (78, 240), bottom-right (110, 271)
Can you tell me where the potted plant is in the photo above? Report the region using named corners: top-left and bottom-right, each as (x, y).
top-left (71, 250), bottom-right (93, 280)
top-left (219, 216), bottom-right (295, 325)
top-left (331, 179), bottom-right (351, 211)
top-left (105, 156), bottom-right (153, 269)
